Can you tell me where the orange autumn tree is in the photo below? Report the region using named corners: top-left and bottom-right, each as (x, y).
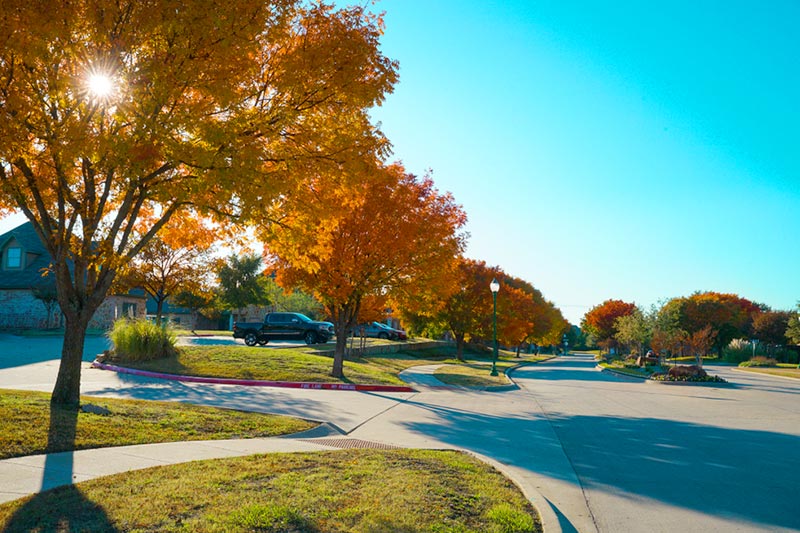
top-left (581, 299), bottom-right (636, 351)
top-left (670, 291), bottom-right (761, 357)
top-left (263, 163), bottom-right (466, 378)
top-left (499, 275), bottom-right (568, 356)
top-left (495, 283), bottom-right (535, 356)
top-left (0, 0), bottom-right (397, 407)
top-left (429, 259), bottom-right (499, 361)
top-left (115, 215), bottom-right (219, 325)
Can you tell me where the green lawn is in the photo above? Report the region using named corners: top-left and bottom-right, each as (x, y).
top-left (0, 449), bottom-right (541, 533)
top-left (0, 389), bottom-right (315, 460)
top-left (109, 343), bottom-right (547, 387)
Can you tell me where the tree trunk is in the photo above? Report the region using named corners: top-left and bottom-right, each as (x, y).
top-left (332, 333), bottom-right (347, 378)
top-left (455, 333), bottom-right (465, 362)
top-left (156, 297), bottom-right (165, 325)
top-left (515, 344), bottom-right (521, 358)
top-left (50, 313), bottom-right (90, 408)
top-left (331, 301), bottom-right (359, 379)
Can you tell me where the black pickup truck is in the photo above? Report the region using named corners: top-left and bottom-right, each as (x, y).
top-left (233, 312), bottom-right (335, 346)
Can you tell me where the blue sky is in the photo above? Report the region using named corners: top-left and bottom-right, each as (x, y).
top-left (2, 1), bottom-right (797, 324)
top-left (367, 0), bottom-right (799, 323)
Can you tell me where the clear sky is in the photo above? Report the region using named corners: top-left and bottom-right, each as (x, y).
top-left (367, 0), bottom-right (800, 324)
top-left (2, 1), bottom-right (797, 325)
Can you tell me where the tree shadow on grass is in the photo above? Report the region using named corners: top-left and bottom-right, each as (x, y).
top-left (1, 404), bottom-right (117, 532)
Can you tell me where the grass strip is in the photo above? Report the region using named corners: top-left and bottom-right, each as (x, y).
top-left (0, 389), bottom-right (315, 460)
top-left (597, 362), bottom-right (651, 378)
top-left (110, 343), bottom-right (545, 387)
top-left (0, 449), bottom-right (541, 533)
top-left (737, 367), bottom-right (800, 379)
top-left (434, 362), bottom-right (515, 388)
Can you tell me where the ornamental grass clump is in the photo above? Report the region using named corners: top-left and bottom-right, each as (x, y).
top-left (739, 356), bottom-right (778, 368)
top-left (108, 318), bottom-right (178, 362)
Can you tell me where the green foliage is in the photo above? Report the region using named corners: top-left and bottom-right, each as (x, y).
top-left (786, 304), bottom-right (800, 345)
top-left (722, 339), bottom-right (755, 364)
top-left (739, 356), bottom-right (778, 368)
top-left (107, 319), bottom-right (178, 362)
top-left (216, 254), bottom-right (271, 311)
top-left (614, 306), bottom-right (652, 355)
top-left (262, 276), bottom-right (325, 319)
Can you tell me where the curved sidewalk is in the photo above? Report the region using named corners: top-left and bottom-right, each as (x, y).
top-left (0, 364), bottom-right (565, 533)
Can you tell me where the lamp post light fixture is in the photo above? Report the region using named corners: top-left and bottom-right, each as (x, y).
top-left (490, 277), bottom-right (500, 376)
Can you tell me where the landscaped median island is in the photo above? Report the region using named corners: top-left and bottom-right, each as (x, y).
top-left (0, 389), bottom-right (315, 460)
top-left (99, 340), bottom-right (550, 390)
top-left (0, 449), bottom-right (542, 532)
top-left (598, 357), bottom-right (729, 384)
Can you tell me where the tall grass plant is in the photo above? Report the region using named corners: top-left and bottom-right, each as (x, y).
top-left (108, 318), bottom-right (178, 362)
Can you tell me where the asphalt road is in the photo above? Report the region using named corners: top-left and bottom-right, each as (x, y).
top-left (509, 355), bottom-right (800, 533)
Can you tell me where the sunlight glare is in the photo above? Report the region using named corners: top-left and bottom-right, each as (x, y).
top-left (87, 73), bottom-right (113, 98)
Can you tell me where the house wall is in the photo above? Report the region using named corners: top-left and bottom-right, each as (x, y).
top-left (0, 290), bottom-right (145, 330)
top-left (0, 289), bottom-right (58, 328)
top-left (90, 295), bottom-right (146, 330)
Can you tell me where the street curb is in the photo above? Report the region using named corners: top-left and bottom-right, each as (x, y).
top-left (595, 364), bottom-right (648, 380)
top-left (91, 361), bottom-right (417, 393)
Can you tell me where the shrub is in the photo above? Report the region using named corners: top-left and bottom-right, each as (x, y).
top-left (723, 339), bottom-right (754, 364)
top-left (650, 365), bottom-right (727, 383)
top-left (107, 319), bottom-right (178, 362)
top-left (739, 356), bottom-right (778, 368)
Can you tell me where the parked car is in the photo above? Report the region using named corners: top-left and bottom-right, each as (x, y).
top-left (352, 321), bottom-right (407, 341)
top-left (233, 312), bottom-right (335, 346)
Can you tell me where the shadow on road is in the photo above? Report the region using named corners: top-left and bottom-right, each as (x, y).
top-left (397, 397), bottom-right (800, 532)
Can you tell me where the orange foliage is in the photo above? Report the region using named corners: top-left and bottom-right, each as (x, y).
top-left (264, 162), bottom-right (466, 376)
top-left (0, 0), bottom-right (398, 405)
top-left (582, 299), bottom-right (636, 343)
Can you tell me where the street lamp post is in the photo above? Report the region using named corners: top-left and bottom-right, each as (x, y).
top-left (490, 278), bottom-right (500, 376)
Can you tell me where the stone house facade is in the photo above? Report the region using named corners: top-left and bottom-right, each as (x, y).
top-left (0, 222), bottom-right (145, 330)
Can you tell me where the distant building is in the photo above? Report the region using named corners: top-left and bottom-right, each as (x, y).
top-left (0, 222), bottom-right (145, 330)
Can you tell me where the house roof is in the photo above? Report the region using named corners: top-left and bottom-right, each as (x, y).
top-left (0, 221), bottom-right (57, 290)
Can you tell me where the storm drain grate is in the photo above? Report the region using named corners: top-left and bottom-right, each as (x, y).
top-left (301, 438), bottom-right (401, 450)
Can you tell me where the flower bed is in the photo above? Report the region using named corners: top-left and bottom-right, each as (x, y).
top-left (650, 365), bottom-right (727, 383)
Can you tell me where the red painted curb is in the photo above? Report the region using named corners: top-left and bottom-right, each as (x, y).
top-left (91, 361), bottom-right (416, 393)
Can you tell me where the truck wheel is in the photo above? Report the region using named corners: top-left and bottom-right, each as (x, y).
top-left (244, 333), bottom-right (258, 347)
top-left (304, 331), bottom-right (317, 345)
